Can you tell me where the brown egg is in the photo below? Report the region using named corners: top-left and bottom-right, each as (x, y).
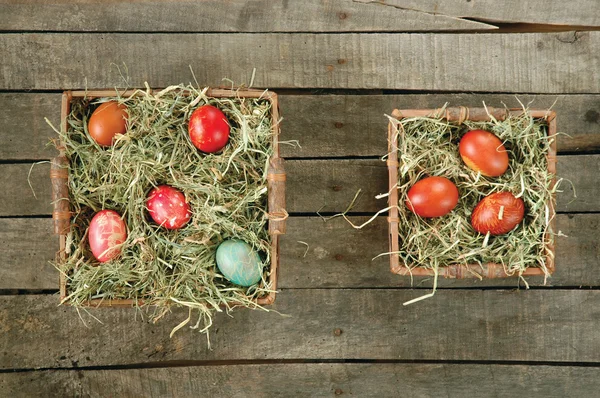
top-left (88, 101), bottom-right (128, 146)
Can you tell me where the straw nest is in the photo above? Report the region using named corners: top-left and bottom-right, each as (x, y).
top-left (389, 107), bottom-right (558, 282)
top-left (54, 85), bottom-right (275, 335)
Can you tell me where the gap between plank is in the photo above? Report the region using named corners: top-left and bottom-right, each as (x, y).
top-left (5, 358), bottom-right (600, 374)
top-left (5, 88), bottom-right (600, 96)
top-left (4, 286), bottom-right (600, 296)
top-left (0, 212), bottom-right (597, 219)
top-left (1, 25), bottom-right (599, 34)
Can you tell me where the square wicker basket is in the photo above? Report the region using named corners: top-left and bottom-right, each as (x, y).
top-left (387, 107), bottom-right (557, 279)
top-left (51, 88), bottom-right (286, 306)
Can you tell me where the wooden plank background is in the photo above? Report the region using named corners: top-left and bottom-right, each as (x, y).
top-left (0, 0), bottom-right (497, 32)
top-left (2, 213), bottom-right (600, 290)
top-left (1, 156), bottom-right (592, 216)
top-left (2, 363), bottom-right (600, 398)
top-left (1, 1), bottom-right (599, 396)
top-left (1, 290), bottom-right (600, 369)
top-left (3, 93), bottom-right (600, 160)
top-left (355, 0), bottom-right (600, 27)
top-left (1, 33), bottom-right (599, 92)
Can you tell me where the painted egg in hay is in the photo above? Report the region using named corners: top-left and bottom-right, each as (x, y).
top-left (89, 209), bottom-right (127, 263)
top-left (216, 239), bottom-right (263, 287)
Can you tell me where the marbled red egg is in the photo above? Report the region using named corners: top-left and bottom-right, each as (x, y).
top-left (188, 105), bottom-right (230, 153)
top-left (89, 210), bottom-right (127, 262)
top-left (147, 185), bottom-right (192, 229)
top-left (471, 192), bottom-right (525, 236)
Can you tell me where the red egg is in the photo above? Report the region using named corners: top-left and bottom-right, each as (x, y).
top-left (459, 130), bottom-right (509, 177)
top-left (89, 210), bottom-right (127, 263)
top-left (471, 192), bottom-right (525, 236)
top-left (147, 185), bottom-right (192, 229)
top-left (188, 105), bottom-right (230, 153)
top-left (406, 176), bottom-right (459, 218)
top-left (88, 101), bottom-right (128, 146)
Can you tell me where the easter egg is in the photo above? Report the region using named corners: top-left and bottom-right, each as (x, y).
top-left (188, 105), bottom-right (230, 153)
top-left (216, 239), bottom-right (263, 287)
top-left (471, 192), bottom-right (525, 236)
top-left (459, 130), bottom-right (509, 177)
top-left (406, 176), bottom-right (459, 218)
top-left (147, 185), bottom-right (192, 230)
top-left (88, 101), bottom-right (128, 146)
top-left (89, 209), bottom-right (127, 262)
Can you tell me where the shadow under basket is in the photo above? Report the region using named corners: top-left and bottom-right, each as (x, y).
top-left (51, 88), bottom-right (286, 307)
top-left (386, 107), bottom-right (557, 279)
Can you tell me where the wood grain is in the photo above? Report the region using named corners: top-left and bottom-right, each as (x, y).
top-left (0, 0), bottom-right (495, 32)
top-left (358, 0), bottom-right (600, 26)
top-left (3, 93), bottom-right (600, 161)
top-left (285, 157), bottom-right (596, 213)
top-left (0, 218), bottom-right (57, 290)
top-left (0, 163), bottom-right (52, 216)
top-left (280, 94), bottom-right (600, 157)
top-left (2, 213), bottom-right (598, 290)
top-left (1, 290), bottom-right (599, 369)
top-left (1, 363), bottom-right (599, 398)
top-left (1, 156), bottom-right (596, 216)
top-left (0, 94), bottom-right (60, 160)
top-left (0, 33), bottom-right (598, 92)
top-left (279, 213), bottom-right (600, 288)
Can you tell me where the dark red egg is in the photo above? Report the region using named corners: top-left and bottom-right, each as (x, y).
top-left (188, 105), bottom-right (230, 153)
top-left (459, 129), bottom-right (509, 177)
top-left (88, 101), bottom-right (128, 146)
top-left (471, 192), bottom-right (525, 235)
top-left (147, 185), bottom-right (192, 230)
top-left (406, 176), bottom-right (459, 218)
top-left (88, 209), bottom-right (127, 262)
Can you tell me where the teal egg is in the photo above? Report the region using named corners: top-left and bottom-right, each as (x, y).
top-left (216, 239), bottom-right (263, 287)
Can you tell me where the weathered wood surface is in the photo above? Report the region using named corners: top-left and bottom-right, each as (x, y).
top-left (2, 93), bottom-right (600, 161)
top-left (0, 218), bottom-right (57, 290)
top-left (357, 0), bottom-right (600, 26)
top-left (0, 0), bottom-right (495, 32)
top-left (281, 94), bottom-right (600, 156)
top-left (280, 214), bottom-right (600, 288)
top-left (2, 363), bottom-right (599, 398)
top-left (2, 156), bottom-right (595, 216)
top-left (4, 213), bottom-right (598, 290)
top-left (1, 33), bottom-right (598, 92)
top-left (0, 156), bottom-right (590, 217)
top-left (1, 290), bottom-right (599, 369)
top-left (0, 94), bottom-right (60, 160)
top-left (0, 163), bottom-right (52, 216)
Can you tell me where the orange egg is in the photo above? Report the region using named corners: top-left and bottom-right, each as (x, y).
top-left (406, 176), bottom-right (459, 218)
top-left (459, 130), bottom-right (509, 177)
top-left (88, 101), bottom-right (128, 146)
